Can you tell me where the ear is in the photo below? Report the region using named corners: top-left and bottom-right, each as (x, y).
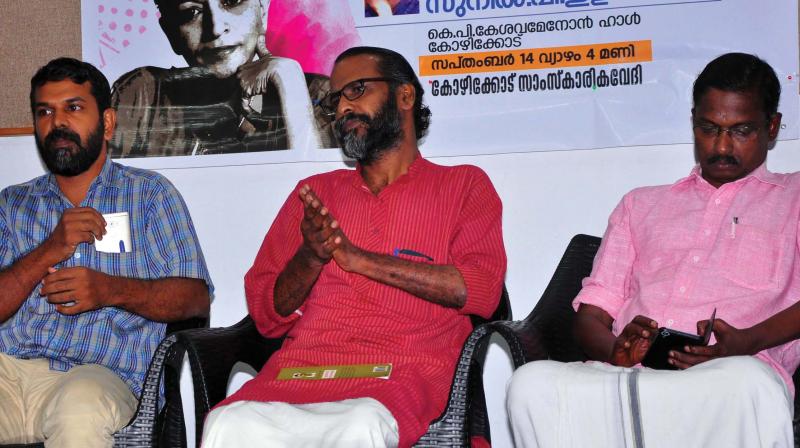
top-left (102, 108), bottom-right (117, 142)
top-left (159, 15), bottom-right (184, 56)
top-left (397, 84), bottom-right (415, 111)
top-left (767, 112), bottom-right (782, 141)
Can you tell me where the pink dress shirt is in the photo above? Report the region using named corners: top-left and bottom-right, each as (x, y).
top-left (574, 164), bottom-right (800, 391)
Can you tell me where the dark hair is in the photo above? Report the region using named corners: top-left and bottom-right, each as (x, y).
top-left (693, 52), bottom-right (780, 120)
top-left (335, 46), bottom-right (431, 140)
top-left (30, 57), bottom-right (111, 115)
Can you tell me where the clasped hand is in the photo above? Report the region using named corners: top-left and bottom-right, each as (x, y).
top-left (298, 185), bottom-right (358, 271)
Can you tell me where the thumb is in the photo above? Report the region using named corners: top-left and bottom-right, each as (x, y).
top-left (256, 34), bottom-right (269, 59)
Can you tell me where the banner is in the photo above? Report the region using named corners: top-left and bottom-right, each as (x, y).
top-left (82, 0), bottom-right (799, 168)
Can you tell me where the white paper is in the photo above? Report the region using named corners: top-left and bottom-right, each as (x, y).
top-left (95, 212), bottom-right (132, 253)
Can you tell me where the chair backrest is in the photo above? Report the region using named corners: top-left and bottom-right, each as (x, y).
top-left (525, 234), bottom-right (601, 363)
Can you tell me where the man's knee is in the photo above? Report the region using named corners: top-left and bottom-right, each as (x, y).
top-left (38, 365), bottom-right (136, 445)
top-left (507, 360), bottom-right (565, 407)
top-left (699, 356), bottom-right (789, 400)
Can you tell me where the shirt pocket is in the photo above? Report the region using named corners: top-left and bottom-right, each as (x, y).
top-left (721, 224), bottom-right (782, 289)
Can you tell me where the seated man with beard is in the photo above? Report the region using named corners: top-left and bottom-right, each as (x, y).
top-left (0, 58), bottom-right (212, 447)
top-left (200, 46), bottom-right (507, 448)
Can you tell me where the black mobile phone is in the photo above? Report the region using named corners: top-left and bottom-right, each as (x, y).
top-left (640, 309), bottom-right (716, 370)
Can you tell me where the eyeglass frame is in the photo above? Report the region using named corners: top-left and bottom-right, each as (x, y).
top-left (320, 77), bottom-right (397, 117)
top-left (691, 121), bottom-right (765, 142)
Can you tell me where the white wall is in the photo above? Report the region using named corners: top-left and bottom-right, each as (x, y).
top-left (2, 135), bottom-right (799, 447)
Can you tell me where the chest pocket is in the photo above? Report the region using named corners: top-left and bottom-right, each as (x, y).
top-left (721, 224), bottom-right (782, 289)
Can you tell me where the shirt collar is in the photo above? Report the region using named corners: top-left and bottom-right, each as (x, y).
top-left (31, 156), bottom-right (120, 198)
top-left (352, 154), bottom-right (428, 191)
top-left (673, 162), bottom-right (784, 190)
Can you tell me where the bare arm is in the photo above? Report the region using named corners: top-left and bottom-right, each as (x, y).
top-left (333, 240), bottom-right (467, 308)
top-left (0, 207), bottom-right (106, 323)
top-left (670, 302), bottom-right (800, 369)
top-left (574, 303), bottom-right (657, 366)
top-left (272, 185), bottom-right (339, 317)
top-left (40, 267), bottom-right (208, 322)
top-left (272, 185), bottom-right (467, 316)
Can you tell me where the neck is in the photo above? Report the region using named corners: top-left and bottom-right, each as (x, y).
top-left (54, 148), bottom-right (107, 206)
top-left (360, 139), bottom-right (420, 195)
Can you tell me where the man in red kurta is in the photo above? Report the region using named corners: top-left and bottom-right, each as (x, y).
top-left (202, 46), bottom-right (506, 447)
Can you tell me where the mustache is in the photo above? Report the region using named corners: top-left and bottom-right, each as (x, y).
top-left (44, 127), bottom-right (82, 149)
top-left (706, 154), bottom-right (739, 165)
top-left (334, 113), bottom-right (372, 136)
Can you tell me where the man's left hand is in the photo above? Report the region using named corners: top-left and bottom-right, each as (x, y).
top-left (668, 318), bottom-right (756, 369)
top-left (40, 267), bottom-right (113, 315)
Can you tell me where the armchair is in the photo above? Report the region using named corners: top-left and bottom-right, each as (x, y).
top-left (484, 234), bottom-right (800, 447)
top-left (169, 286), bottom-right (510, 448)
top-left (1, 317), bottom-right (206, 448)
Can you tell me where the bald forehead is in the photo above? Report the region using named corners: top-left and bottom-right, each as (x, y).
top-left (330, 54), bottom-right (383, 90)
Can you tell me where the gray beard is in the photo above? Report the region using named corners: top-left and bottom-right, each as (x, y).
top-left (335, 93), bottom-right (403, 165)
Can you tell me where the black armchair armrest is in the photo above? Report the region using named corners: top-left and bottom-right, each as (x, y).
top-left (481, 234), bottom-right (602, 371)
top-left (168, 316), bottom-right (283, 447)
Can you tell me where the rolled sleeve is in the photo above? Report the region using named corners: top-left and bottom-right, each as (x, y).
top-left (244, 184), bottom-right (306, 337)
top-left (572, 194), bottom-right (636, 321)
top-left (450, 169), bottom-right (507, 318)
top-left (0, 198), bottom-right (15, 270)
top-left (144, 179), bottom-right (213, 293)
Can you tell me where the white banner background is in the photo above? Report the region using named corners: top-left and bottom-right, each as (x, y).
top-left (82, 0), bottom-right (799, 168)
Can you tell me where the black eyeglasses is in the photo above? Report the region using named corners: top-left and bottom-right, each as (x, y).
top-left (692, 122), bottom-right (762, 142)
top-left (320, 77), bottom-right (395, 117)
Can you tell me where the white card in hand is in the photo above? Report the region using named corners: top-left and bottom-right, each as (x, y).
top-left (95, 212), bottom-right (132, 253)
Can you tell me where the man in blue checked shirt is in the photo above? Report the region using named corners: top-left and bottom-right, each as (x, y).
top-left (0, 58), bottom-right (213, 447)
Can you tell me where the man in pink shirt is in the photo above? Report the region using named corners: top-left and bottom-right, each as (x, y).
top-left (201, 46), bottom-right (506, 448)
top-left (507, 53), bottom-right (798, 447)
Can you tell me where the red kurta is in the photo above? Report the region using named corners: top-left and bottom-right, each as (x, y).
top-left (221, 157), bottom-right (506, 446)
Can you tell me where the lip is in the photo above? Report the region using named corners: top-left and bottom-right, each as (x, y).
top-left (197, 45), bottom-right (239, 62)
top-left (343, 118), bottom-right (366, 133)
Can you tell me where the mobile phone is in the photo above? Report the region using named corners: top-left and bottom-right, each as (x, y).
top-left (641, 309), bottom-right (716, 370)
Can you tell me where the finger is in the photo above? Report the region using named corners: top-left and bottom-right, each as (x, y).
top-left (65, 209), bottom-right (107, 235)
top-left (46, 291), bottom-right (78, 304)
top-left (632, 315), bottom-right (658, 329)
top-left (621, 322), bottom-right (652, 339)
top-left (668, 349), bottom-right (710, 369)
top-left (684, 344), bottom-right (719, 357)
top-left (56, 301), bottom-right (86, 316)
top-left (255, 34), bottom-right (269, 59)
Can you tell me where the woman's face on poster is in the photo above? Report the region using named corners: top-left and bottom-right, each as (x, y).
top-left (162, 0), bottom-right (265, 78)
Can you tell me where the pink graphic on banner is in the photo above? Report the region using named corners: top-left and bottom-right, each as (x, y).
top-left (266, 0), bottom-right (361, 76)
top-left (95, 0), bottom-right (359, 76)
top-left (95, 0), bottom-right (150, 68)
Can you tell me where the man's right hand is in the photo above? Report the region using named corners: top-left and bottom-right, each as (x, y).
top-left (609, 315), bottom-right (658, 367)
top-left (298, 185), bottom-right (342, 265)
top-left (43, 207), bottom-right (106, 263)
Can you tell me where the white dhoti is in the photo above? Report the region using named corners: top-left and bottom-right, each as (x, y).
top-left (201, 397), bottom-right (400, 448)
top-left (506, 356), bottom-right (793, 448)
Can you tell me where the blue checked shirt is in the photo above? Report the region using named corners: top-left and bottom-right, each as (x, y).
top-left (0, 157), bottom-right (213, 396)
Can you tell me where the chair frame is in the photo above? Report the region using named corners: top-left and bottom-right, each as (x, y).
top-left (167, 287), bottom-right (510, 447)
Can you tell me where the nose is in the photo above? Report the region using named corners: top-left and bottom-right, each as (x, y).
top-left (52, 108), bottom-right (69, 128)
top-left (202, 2), bottom-right (229, 42)
top-left (336, 95), bottom-right (354, 119)
top-left (712, 129), bottom-right (734, 155)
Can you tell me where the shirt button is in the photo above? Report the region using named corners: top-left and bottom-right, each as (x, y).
top-left (692, 255), bottom-right (700, 263)
top-left (667, 319), bottom-right (674, 325)
top-left (74, 252), bottom-right (81, 259)
top-left (679, 286), bottom-right (686, 293)
top-left (714, 198), bottom-right (721, 205)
